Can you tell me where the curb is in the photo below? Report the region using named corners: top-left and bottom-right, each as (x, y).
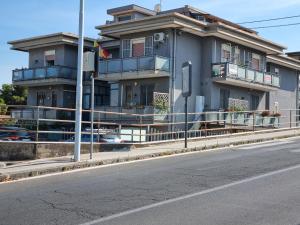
top-left (0, 132), bottom-right (299, 183)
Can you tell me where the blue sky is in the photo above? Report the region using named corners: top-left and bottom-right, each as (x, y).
top-left (1, 0), bottom-right (300, 86)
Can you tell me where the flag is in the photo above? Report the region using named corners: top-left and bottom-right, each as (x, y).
top-left (99, 44), bottom-right (110, 59)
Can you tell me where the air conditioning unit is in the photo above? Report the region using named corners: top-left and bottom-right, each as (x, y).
top-left (154, 33), bottom-right (165, 43)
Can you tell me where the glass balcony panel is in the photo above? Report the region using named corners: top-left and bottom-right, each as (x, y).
top-left (155, 56), bottom-right (170, 71)
top-left (60, 67), bottom-right (73, 79)
top-left (228, 64), bottom-right (238, 78)
top-left (264, 73), bottom-right (272, 85)
top-left (99, 61), bottom-right (107, 74)
top-left (246, 69), bottom-right (255, 81)
top-left (13, 71), bottom-right (23, 81)
top-left (123, 58), bottom-right (137, 72)
top-left (23, 69), bottom-right (34, 80)
top-left (237, 66), bottom-right (246, 79)
top-left (107, 60), bottom-right (121, 73)
top-left (47, 67), bottom-right (59, 78)
top-left (256, 72), bottom-right (264, 83)
top-left (272, 76), bottom-right (280, 87)
top-left (35, 68), bottom-right (46, 79)
top-left (139, 56), bottom-right (154, 71)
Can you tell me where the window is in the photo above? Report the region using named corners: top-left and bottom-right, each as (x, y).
top-left (251, 95), bottom-right (260, 110)
top-left (37, 92), bottom-right (46, 106)
top-left (51, 92), bottom-right (57, 107)
top-left (145, 37), bottom-right (153, 56)
top-left (251, 53), bottom-right (261, 71)
top-left (220, 89), bottom-right (230, 110)
top-left (122, 37), bottom-right (153, 58)
top-left (233, 47), bottom-right (240, 64)
top-left (122, 40), bottom-right (131, 58)
top-left (221, 44), bottom-right (231, 62)
top-left (118, 15), bottom-right (132, 22)
top-left (125, 85), bottom-right (133, 106)
top-left (140, 84), bottom-right (154, 106)
top-left (44, 50), bottom-right (55, 66)
top-left (132, 38), bottom-right (145, 57)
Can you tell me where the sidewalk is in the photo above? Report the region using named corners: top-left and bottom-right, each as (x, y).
top-left (1, 128), bottom-right (300, 182)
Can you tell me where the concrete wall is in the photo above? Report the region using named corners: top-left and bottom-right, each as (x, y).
top-left (171, 31), bottom-right (203, 114)
top-left (29, 45), bottom-right (65, 68)
top-left (0, 142), bottom-right (132, 161)
top-left (28, 44), bottom-right (78, 68)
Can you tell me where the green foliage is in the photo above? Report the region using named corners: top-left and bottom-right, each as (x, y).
top-left (153, 97), bottom-right (169, 113)
top-left (0, 84), bottom-right (27, 105)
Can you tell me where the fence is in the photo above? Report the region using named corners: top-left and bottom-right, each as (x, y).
top-left (0, 105), bottom-right (299, 144)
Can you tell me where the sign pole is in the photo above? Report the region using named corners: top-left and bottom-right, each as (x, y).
top-left (74, 0), bottom-right (85, 162)
top-left (182, 61), bottom-right (192, 149)
top-left (184, 96), bottom-right (188, 148)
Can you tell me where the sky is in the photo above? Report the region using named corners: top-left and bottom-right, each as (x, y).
top-left (1, 0), bottom-right (300, 86)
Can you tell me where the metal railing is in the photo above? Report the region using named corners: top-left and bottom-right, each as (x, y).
top-left (212, 62), bottom-right (280, 87)
top-left (0, 105), bottom-right (299, 144)
top-left (12, 66), bottom-right (77, 82)
top-left (99, 55), bottom-right (170, 74)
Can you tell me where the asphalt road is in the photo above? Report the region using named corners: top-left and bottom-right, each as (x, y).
top-left (1, 138), bottom-right (300, 225)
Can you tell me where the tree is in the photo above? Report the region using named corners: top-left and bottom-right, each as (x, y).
top-left (0, 84), bottom-right (27, 105)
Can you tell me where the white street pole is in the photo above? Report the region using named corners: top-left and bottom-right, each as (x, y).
top-left (90, 75), bottom-right (95, 160)
top-left (74, 0), bottom-right (85, 162)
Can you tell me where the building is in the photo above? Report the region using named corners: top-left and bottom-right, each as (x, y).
top-left (8, 5), bottom-right (300, 127)
top-left (96, 4), bottom-right (300, 125)
top-left (8, 33), bottom-right (110, 119)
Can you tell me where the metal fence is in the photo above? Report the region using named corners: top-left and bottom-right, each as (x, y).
top-left (0, 105), bottom-right (299, 144)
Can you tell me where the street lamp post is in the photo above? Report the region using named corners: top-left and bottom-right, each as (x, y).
top-left (74, 0), bottom-right (85, 162)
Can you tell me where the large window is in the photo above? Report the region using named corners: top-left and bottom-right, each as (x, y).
top-left (122, 36), bottom-right (153, 58)
top-left (118, 15), bottom-right (132, 22)
top-left (140, 84), bottom-right (154, 106)
top-left (122, 40), bottom-right (131, 58)
top-left (251, 53), bottom-right (261, 71)
top-left (221, 44), bottom-right (231, 62)
top-left (145, 36), bottom-right (153, 56)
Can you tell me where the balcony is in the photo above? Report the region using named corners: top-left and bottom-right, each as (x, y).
top-left (12, 66), bottom-right (77, 87)
top-left (212, 63), bottom-right (280, 91)
top-left (98, 55), bottom-right (170, 81)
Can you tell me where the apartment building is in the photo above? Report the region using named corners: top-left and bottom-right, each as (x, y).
top-left (96, 4), bottom-right (300, 122)
top-left (8, 5), bottom-right (300, 126)
top-left (8, 33), bottom-right (110, 119)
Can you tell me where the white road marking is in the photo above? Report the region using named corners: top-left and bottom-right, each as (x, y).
top-left (79, 163), bottom-right (300, 225)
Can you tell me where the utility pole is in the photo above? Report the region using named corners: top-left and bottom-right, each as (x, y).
top-left (74, 0), bottom-right (85, 162)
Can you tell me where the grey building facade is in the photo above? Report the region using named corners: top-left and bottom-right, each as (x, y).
top-left (96, 4), bottom-right (300, 124)
top-left (9, 33), bottom-right (110, 117)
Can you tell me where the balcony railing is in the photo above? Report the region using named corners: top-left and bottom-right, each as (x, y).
top-left (99, 55), bottom-right (170, 74)
top-left (212, 63), bottom-right (280, 87)
top-left (12, 66), bottom-right (77, 82)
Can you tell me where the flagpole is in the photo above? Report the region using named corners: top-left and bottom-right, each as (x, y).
top-left (74, 0), bottom-right (84, 162)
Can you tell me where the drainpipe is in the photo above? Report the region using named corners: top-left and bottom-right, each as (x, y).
top-left (171, 29), bottom-right (177, 131)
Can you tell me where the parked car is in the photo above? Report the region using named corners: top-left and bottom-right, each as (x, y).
top-left (0, 126), bottom-right (34, 141)
top-left (99, 134), bottom-right (123, 144)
